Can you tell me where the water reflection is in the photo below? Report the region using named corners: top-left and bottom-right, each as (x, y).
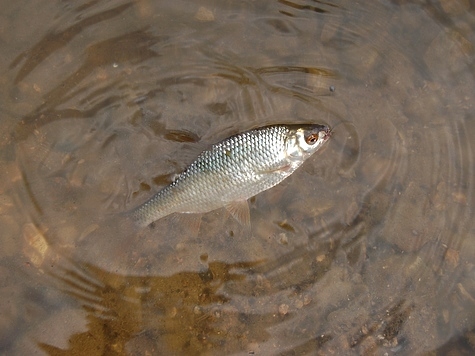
top-left (277, 0), bottom-right (339, 16)
top-left (10, 3), bottom-right (135, 84)
top-left (33, 227), bottom-right (351, 354)
top-left (40, 258), bottom-right (266, 354)
top-left (13, 27), bottom-right (161, 141)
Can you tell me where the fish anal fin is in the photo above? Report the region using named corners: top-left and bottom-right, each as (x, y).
top-left (169, 213), bottom-right (202, 237)
top-left (225, 200), bottom-right (251, 227)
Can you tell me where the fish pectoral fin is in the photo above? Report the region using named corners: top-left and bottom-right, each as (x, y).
top-left (225, 200), bottom-right (251, 227)
top-left (257, 163), bottom-right (293, 175)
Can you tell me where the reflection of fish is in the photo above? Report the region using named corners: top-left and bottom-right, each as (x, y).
top-left (131, 124), bottom-right (332, 227)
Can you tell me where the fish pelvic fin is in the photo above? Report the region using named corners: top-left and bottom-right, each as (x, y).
top-left (225, 200), bottom-right (251, 228)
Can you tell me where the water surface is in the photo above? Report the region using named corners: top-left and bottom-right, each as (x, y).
top-left (1, 0), bottom-right (475, 354)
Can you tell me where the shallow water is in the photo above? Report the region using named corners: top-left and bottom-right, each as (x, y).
top-left (1, 0), bottom-right (475, 354)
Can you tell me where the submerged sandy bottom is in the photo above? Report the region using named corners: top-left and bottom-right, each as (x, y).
top-left (1, 0), bottom-right (474, 354)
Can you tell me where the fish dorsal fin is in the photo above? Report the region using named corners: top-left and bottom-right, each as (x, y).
top-left (176, 141), bottom-right (210, 161)
top-left (225, 200), bottom-right (251, 227)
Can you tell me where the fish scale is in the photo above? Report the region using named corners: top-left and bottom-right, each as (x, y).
top-left (130, 124), bottom-right (331, 227)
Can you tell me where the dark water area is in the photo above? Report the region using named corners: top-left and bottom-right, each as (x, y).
top-left (1, 0), bottom-right (475, 354)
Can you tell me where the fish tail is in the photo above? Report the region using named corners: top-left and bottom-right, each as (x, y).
top-left (127, 193), bottom-right (175, 227)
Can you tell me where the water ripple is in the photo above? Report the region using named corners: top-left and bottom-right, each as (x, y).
top-left (2, 0), bottom-right (475, 354)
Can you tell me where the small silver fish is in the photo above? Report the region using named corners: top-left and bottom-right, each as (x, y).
top-left (131, 124), bottom-right (331, 227)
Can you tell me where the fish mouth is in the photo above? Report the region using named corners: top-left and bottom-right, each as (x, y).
top-left (321, 125), bottom-right (332, 140)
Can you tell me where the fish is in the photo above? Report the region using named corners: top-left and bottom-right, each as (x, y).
top-left (130, 124), bottom-right (332, 227)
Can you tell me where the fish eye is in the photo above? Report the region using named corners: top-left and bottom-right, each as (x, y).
top-left (305, 133), bottom-right (319, 145)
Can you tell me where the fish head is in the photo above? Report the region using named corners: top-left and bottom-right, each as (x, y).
top-left (286, 124), bottom-right (332, 160)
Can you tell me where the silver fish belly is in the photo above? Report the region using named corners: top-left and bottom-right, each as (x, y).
top-left (130, 124), bottom-right (331, 227)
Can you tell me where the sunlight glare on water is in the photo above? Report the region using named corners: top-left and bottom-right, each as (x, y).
top-left (1, 0), bottom-right (475, 354)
